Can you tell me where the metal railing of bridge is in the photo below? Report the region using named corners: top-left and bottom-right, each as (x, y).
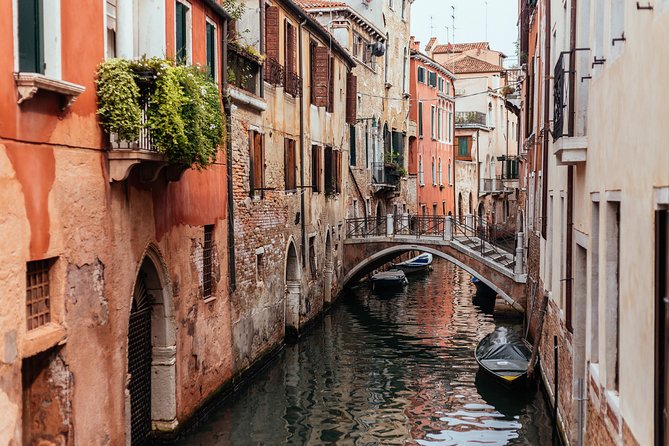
top-left (451, 218), bottom-right (514, 262)
top-left (346, 217), bottom-right (386, 238)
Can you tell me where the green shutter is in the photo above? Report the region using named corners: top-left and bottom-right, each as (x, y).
top-left (206, 22), bottom-right (215, 78)
top-left (418, 103), bottom-right (423, 137)
top-left (19, 0), bottom-right (44, 73)
top-left (176, 2), bottom-right (187, 64)
top-left (458, 137), bottom-right (468, 156)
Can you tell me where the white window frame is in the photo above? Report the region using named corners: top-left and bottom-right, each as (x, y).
top-left (431, 156), bottom-right (436, 186)
top-left (175, 0), bottom-right (193, 65)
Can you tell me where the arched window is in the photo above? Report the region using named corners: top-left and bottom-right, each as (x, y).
top-left (438, 158), bottom-right (443, 185)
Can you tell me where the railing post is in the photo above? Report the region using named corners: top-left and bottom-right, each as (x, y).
top-left (515, 231), bottom-right (525, 275)
top-left (386, 214), bottom-right (394, 237)
top-left (402, 213), bottom-right (409, 234)
top-left (444, 216), bottom-right (453, 241)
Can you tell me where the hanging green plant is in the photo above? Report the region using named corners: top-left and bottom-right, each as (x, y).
top-left (96, 57), bottom-right (224, 169)
top-left (96, 59), bottom-right (142, 142)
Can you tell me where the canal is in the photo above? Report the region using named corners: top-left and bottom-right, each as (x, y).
top-left (177, 260), bottom-right (556, 445)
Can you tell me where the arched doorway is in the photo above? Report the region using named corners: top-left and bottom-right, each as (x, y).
top-left (127, 249), bottom-right (177, 444)
top-left (478, 202), bottom-right (485, 229)
top-left (468, 192), bottom-right (473, 215)
top-left (285, 241), bottom-right (301, 332)
top-left (375, 201), bottom-right (384, 235)
top-left (324, 230), bottom-right (334, 304)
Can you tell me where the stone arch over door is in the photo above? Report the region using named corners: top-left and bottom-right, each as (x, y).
top-left (127, 246), bottom-right (177, 445)
top-left (285, 240), bottom-right (302, 333)
top-left (324, 229), bottom-right (334, 304)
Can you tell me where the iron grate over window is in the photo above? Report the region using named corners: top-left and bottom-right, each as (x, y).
top-left (26, 259), bottom-right (52, 330)
top-left (203, 225), bottom-right (214, 298)
top-left (553, 53), bottom-right (566, 141)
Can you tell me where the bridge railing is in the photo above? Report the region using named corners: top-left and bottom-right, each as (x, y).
top-left (452, 217), bottom-right (514, 260)
top-left (346, 217), bottom-right (386, 238)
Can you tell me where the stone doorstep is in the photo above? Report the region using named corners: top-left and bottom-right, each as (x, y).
top-left (21, 322), bottom-right (67, 358)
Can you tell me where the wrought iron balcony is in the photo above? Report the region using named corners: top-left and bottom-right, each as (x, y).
top-left (553, 53), bottom-right (566, 141)
top-left (455, 111), bottom-right (487, 127)
top-left (284, 70), bottom-right (302, 97)
top-left (228, 43), bottom-right (261, 95)
top-left (264, 57), bottom-right (284, 87)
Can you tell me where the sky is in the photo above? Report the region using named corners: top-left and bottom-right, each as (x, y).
top-left (410, 0), bottom-right (519, 66)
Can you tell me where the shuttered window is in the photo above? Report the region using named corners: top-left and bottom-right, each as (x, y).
top-left (175, 1), bottom-right (189, 64)
top-left (265, 6), bottom-right (280, 60)
top-left (311, 145), bottom-right (321, 193)
top-left (418, 102), bottom-right (423, 137)
top-left (309, 40), bottom-right (318, 104)
top-left (457, 136), bottom-right (471, 157)
top-left (346, 72), bottom-right (357, 124)
top-left (417, 66), bottom-right (426, 84)
top-left (18, 0), bottom-right (44, 73)
top-left (327, 57), bottom-right (335, 113)
top-left (206, 21), bottom-right (216, 79)
top-left (428, 71), bottom-right (437, 87)
top-left (249, 131), bottom-right (265, 197)
top-left (349, 125), bottom-right (356, 166)
top-left (313, 46), bottom-right (329, 107)
top-left (284, 138), bottom-right (296, 191)
top-left (324, 146), bottom-right (333, 194)
top-left (284, 20), bottom-right (296, 73)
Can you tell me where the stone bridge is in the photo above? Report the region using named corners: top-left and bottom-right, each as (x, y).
top-left (341, 215), bottom-right (528, 311)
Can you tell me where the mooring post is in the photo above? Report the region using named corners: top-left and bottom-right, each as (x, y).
top-left (386, 213), bottom-right (394, 237)
top-left (444, 215), bottom-right (453, 241)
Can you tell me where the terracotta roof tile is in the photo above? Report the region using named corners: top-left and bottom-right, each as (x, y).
top-left (295, 0), bottom-right (348, 8)
top-left (433, 41), bottom-right (491, 54)
top-left (450, 55), bottom-right (503, 74)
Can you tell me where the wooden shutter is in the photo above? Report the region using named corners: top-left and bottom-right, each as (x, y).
top-left (327, 57), bottom-right (335, 112)
top-left (313, 46), bottom-right (329, 107)
top-left (336, 150), bottom-right (342, 193)
top-left (324, 146), bottom-right (333, 193)
top-left (346, 72), bottom-right (357, 124)
top-left (285, 22), bottom-right (296, 73)
top-left (265, 6), bottom-right (280, 60)
top-left (252, 132), bottom-right (264, 197)
top-left (18, 0), bottom-right (44, 73)
top-left (284, 139), bottom-right (296, 191)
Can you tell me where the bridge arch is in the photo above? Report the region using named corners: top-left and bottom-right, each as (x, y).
top-left (342, 244), bottom-right (521, 311)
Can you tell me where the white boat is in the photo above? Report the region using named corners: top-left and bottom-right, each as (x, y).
top-left (370, 269), bottom-right (408, 289)
top-left (392, 253), bottom-right (433, 274)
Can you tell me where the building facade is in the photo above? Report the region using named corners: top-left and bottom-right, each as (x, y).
top-left (519, 0), bottom-right (669, 444)
top-left (408, 38), bottom-right (456, 217)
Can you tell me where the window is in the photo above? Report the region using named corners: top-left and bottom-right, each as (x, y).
top-left (350, 125), bottom-right (356, 166)
top-left (428, 71), bottom-right (437, 87)
top-left (402, 46), bottom-right (408, 94)
top-left (205, 20), bottom-right (216, 79)
top-left (448, 110), bottom-right (452, 142)
top-left (384, 33), bottom-right (390, 84)
top-left (605, 200), bottom-right (621, 390)
top-left (418, 155), bottom-right (424, 186)
top-left (105, 0), bottom-right (117, 58)
top-left (256, 250), bottom-right (265, 282)
top-left (448, 161), bottom-right (452, 185)
top-left (457, 136), bottom-right (471, 158)
top-left (26, 259), bottom-right (53, 330)
top-left (418, 102), bottom-right (423, 137)
top-left (327, 57), bottom-right (335, 113)
top-left (417, 66), bottom-right (426, 83)
top-left (175, 1), bottom-right (191, 64)
top-left (311, 145), bottom-right (321, 193)
top-left (431, 157), bottom-right (436, 185)
top-left (353, 33), bottom-right (362, 59)
top-left (265, 5), bottom-right (280, 62)
top-left (438, 158), bottom-right (442, 185)
top-left (203, 225), bottom-right (214, 298)
top-left (401, 0), bottom-right (406, 19)
top-left (284, 20), bottom-right (296, 74)
top-left (249, 131), bottom-right (264, 197)
top-left (18, 0), bottom-right (44, 73)
top-left (309, 236), bottom-right (317, 279)
top-left (437, 108), bottom-right (442, 140)
top-left (325, 146), bottom-right (334, 194)
top-left (430, 106), bottom-right (436, 139)
top-left (284, 138), bottom-right (296, 191)
top-left (438, 76), bottom-right (444, 92)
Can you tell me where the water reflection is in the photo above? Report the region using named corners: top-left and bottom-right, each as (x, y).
top-left (176, 261), bottom-right (554, 446)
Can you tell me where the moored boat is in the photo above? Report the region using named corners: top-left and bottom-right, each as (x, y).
top-left (370, 269), bottom-right (408, 290)
top-left (475, 327), bottom-right (531, 387)
top-left (392, 253), bottom-right (433, 274)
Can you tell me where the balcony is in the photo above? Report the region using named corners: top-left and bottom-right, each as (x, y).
top-left (284, 70), bottom-right (302, 97)
top-left (264, 57), bottom-right (284, 87)
top-left (552, 52), bottom-right (587, 165)
top-left (228, 43), bottom-right (261, 95)
top-left (480, 178), bottom-right (504, 194)
top-left (371, 162), bottom-right (401, 194)
top-left (455, 111), bottom-right (487, 128)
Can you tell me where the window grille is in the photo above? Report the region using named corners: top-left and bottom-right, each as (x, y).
top-left (203, 225), bottom-right (214, 298)
top-left (26, 259), bottom-right (52, 330)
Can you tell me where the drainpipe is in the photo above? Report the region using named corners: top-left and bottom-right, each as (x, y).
top-left (223, 19), bottom-right (236, 290)
top-left (299, 19), bottom-right (307, 268)
top-left (541, 0), bottom-right (551, 238)
top-left (259, 1), bottom-right (265, 98)
top-left (566, 0), bottom-right (577, 335)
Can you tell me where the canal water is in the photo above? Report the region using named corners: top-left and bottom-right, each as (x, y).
top-left (177, 260), bottom-right (555, 445)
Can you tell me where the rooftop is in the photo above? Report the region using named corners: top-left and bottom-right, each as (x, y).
top-left (295, 0), bottom-right (348, 7)
top-left (450, 56), bottom-right (504, 74)
top-left (433, 42), bottom-right (491, 54)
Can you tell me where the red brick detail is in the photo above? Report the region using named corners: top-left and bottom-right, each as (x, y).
top-left (265, 6), bottom-right (280, 60)
top-left (345, 72), bottom-right (357, 124)
top-left (313, 46), bottom-right (329, 108)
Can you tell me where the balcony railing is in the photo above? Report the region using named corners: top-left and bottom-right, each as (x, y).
top-left (112, 79), bottom-right (156, 151)
top-left (264, 57), bottom-right (284, 87)
top-left (553, 53), bottom-right (566, 141)
top-left (455, 111), bottom-right (487, 126)
top-left (228, 44), bottom-right (261, 95)
top-left (284, 70), bottom-right (302, 97)
top-left (480, 178), bottom-right (504, 193)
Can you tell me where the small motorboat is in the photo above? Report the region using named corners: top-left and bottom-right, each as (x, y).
top-left (475, 327), bottom-right (532, 387)
top-left (370, 269), bottom-right (408, 290)
top-left (392, 253), bottom-right (433, 274)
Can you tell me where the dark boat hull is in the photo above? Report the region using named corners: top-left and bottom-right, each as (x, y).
top-left (475, 328), bottom-right (532, 387)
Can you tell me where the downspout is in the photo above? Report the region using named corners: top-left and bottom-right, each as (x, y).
top-left (541, 0), bottom-right (551, 238)
top-left (566, 0), bottom-right (577, 335)
top-left (299, 19), bottom-right (307, 268)
top-left (223, 19), bottom-right (236, 290)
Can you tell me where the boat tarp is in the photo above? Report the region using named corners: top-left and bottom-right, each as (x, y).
top-left (477, 327), bottom-right (531, 363)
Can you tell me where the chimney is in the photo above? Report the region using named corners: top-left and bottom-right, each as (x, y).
top-left (425, 37), bottom-right (437, 53)
top-left (410, 36), bottom-right (420, 52)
